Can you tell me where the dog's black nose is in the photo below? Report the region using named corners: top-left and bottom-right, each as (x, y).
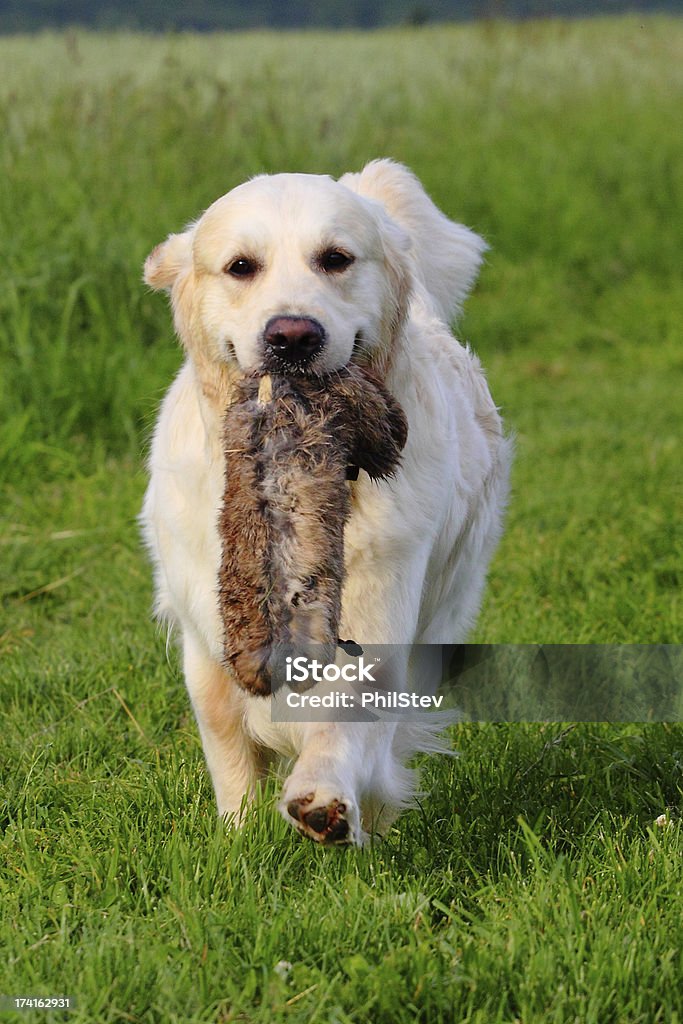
top-left (264, 316), bottom-right (325, 365)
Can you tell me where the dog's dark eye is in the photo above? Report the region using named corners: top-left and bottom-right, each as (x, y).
top-left (224, 257), bottom-right (258, 278)
top-left (319, 249), bottom-right (355, 273)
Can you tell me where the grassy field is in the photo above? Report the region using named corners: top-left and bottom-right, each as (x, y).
top-left (1, 16), bottom-right (682, 1023)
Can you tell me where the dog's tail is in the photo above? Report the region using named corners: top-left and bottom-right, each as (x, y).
top-left (392, 711), bottom-right (461, 762)
top-left (340, 158), bottom-right (487, 323)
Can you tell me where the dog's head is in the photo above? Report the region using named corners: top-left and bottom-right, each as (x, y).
top-left (144, 171), bottom-right (412, 381)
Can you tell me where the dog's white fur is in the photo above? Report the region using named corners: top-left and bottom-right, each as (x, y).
top-left (141, 160), bottom-right (511, 844)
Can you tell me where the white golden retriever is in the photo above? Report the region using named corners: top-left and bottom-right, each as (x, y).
top-left (141, 159), bottom-right (511, 844)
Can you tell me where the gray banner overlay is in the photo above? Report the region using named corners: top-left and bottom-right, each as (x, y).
top-left (268, 645), bottom-right (683, 723)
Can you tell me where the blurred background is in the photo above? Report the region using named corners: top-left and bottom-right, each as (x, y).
top-left (1, 5), bottom-right (682, 1019)
top-left (0, 0), bottom-right (680, 31)
top-left (1, 1), bottom-right (680, 645)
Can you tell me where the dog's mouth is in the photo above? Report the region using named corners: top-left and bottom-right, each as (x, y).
top-left (259, 331), bottom-right (366, 378)
top-left (262, 349), bottom-right (323, 377)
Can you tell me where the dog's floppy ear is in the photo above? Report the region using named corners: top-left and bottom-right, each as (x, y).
top-left (341, 159), bottom-right (487, 322)
top-left (143, 229), bottom-right (193, 292)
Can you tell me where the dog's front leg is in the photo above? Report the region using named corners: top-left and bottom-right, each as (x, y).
top-left (278, 645), bottom-right (416, 846)
top-left (182, 633), bottom-right (263, 821)
top-left (279, 537), bottom-right (431, 845)
top-left (279, 720), bottom-right (399, 846)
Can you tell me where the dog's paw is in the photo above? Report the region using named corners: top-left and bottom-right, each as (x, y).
top-left (279, 786), bottom-right (366, 846)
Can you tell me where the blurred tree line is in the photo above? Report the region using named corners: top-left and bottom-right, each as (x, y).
top-left (0, 0), bottom-right (679, 32)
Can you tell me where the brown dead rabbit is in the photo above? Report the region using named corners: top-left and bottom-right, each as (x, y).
top-left (218, 364), bottom-right (408, 696)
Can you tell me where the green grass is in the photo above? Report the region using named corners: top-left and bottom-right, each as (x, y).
top-left (1, 16), bottom-right (682, 1023)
